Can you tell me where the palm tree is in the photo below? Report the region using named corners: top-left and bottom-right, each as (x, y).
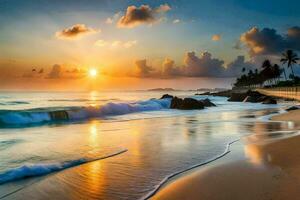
top-left (280, 50), bottom-right (299, 79)
top-left (242, 67), bottom-right (246, 73)
top-left (261, 60), bottom-right (273, 85)
top-left (262, 60), bottom-right (272, 69)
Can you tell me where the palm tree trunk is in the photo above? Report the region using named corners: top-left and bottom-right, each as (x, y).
top-left (283, 68), bottom-right (287, 81)
top-left (290, 64), bottom-right (295, 79)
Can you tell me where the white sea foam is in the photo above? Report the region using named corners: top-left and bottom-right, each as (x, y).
top-left (141, 139), bottom-right (239, 200)
top-left (0, 149), bottom-right (127, 185)
top-left (0, 98), bottom-right (171, 126)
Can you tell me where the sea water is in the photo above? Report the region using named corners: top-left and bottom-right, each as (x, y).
top-left (0, 91), bottom-right (296, 199)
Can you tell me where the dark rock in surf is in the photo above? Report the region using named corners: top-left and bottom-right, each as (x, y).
top-left (171, 97), bottom-right (204, 110)
top-left (286, 106), bottom-right (300, 111)
top-left (212, 90), bottom-right (232, 97)
top-left (170, 97), bottom-right (184, 109)
top-left (243, 96), bottom-right (258, 103)
top-left (160, 94), bottom-right (174, 99)
top-left (201, 98), bottom-right (216, 107)
top-left (49, 110), bottom-right (69, 120)
top-left (262, 98), bottom-right (277, 104)
top-left (228, 93), bottom-right (248, 102)
top-left (195, 92), bottom-right (211, 96)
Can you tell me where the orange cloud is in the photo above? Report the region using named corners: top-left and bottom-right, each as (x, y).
top-left (238, 26), bottom-right (300, 56)
top-left (212, 34), bottom-right (221, 41)
top-left (117, 4), bottom-right (171, 28)
top-left (55, 24), bottom-right (99, 40)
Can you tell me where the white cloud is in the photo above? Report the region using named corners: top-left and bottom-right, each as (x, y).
top-left (94, 40), bottom-right (108, 47)
top-left (94, 40), bottom-right (138, 48)
top-left (173, 19), bottom-right (180, 24)
top-left (105, 18), bottom-right (113, 24)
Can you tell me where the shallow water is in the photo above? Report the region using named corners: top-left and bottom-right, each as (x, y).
top-left (0, 91), bottom-right (296, 199)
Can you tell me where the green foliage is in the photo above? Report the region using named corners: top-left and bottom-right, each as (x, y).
top-left (234, 50), bottom-right (299, 88)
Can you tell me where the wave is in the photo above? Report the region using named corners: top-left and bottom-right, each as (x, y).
top-left (141, 139), bottom-right (239, 200)
top-left (0, 98), bottom-right (171, 127)
top-left (0, 149), bottom-right (127, 185)
top-left (0, 139), bottom-right (23, 151)
top-left (48, 98), bottom-right (120, 102)
top-left (0, 101), bottom-right (30, 106)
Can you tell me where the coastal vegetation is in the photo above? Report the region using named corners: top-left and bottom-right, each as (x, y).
top-left (233, 50), bottom-right (299, 88)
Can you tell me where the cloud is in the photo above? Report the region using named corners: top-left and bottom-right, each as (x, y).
top-left (47, 64), bottom-right (61, 79)
top-left (162, 58), bottom-right (182, 76)
top-left (183, 51), bottom-right (225, 77)
top-left (56, 24), bottom-right (99, 40)
top-left (131, 52), bottom-right (256, 78)
top-left (173, 19), bottom-right (180, 24)
top-left (123, 40), bottom-right (138, 48)
top-left (287, 26), bottom-right (300, 48)
top-left (105, 18), bottom-right (113, 24)
top-left (135, 59), bottom-right (154, 77)
top-left (225, 56), bottom-right (256, 76)
top-left (212, 34), bottom-right (221, 41)
top-left (240, 26), bottom-right (300, 56)
top-left (47, 65), bottom-right (87, 79)
top-left (156, 4), bottom-right (171, 12)
top-left (94, 40), bottom-right (137, 48)
top-left (105, 12), bottom-right (121, 24)
top-left (94, 40), bottom-right (108, 47)
top-left (117, 4), bottom-right (171, 28)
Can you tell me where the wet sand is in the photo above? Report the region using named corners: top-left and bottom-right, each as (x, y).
top-left (152, 111), bottom-right (300, 200)
top-left (272, 109), bottom-right (300, 122)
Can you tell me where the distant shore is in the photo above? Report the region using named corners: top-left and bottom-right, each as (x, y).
top-left (151, 106), bottom-right (300, 200)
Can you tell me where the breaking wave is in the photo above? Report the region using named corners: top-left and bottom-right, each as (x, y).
top-left (0, 149), bottom-right (127, 185)
top-left (0, 98), bottom-right (171, 127)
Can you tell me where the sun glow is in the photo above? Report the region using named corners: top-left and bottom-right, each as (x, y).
top-left (89, 68), bottom-right (98, 77)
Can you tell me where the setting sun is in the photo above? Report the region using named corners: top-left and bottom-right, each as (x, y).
top-left (89, 68), bottom-right (98, 77)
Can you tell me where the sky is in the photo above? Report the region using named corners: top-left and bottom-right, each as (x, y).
top-left (0, 0), bottom-right (300, 90)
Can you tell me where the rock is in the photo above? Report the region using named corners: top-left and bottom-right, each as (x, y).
top-left (262, 98), bottom-right (277, 104)
top-left (229, 90), bottom-right (268, 103)
top-left (243, 96), bottom-right (259, 103)
top-left (245, 90), bottom-right (264, 98)
top-left (228, 93), bottom-right (248, 102)
top-left (195, 92), bottom-right (210, 95)
top-left (170, 97), bottom-right (183, 109)
top-left (160, 94), bottom-right (174, 99)
top-left (257, 96), bottom-right (269, 102)
top-left (201, 98), bottom-right (216, 107)
top-left (170, 97), bottom-right (204, 110)
top-left (286, 106), bottom-right (300, 111)
top-left (212, 90), bottom-right (232, 97)
top-left (180, 98), bottom-right (205, 109)
top-left (49, 110), bottom-right (69, 120)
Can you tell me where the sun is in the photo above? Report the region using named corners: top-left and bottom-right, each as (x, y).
top-left (89, 68), bottom-right (98, 77)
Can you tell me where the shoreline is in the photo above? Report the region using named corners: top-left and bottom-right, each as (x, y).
top-left (151, 107), bottom-right (300, 200)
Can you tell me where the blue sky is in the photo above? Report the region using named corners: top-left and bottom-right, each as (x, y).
top-left (0, 0), bottom-right (299, 89)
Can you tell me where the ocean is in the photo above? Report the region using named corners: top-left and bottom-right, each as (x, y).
top-left (0, 91), bottom-right (295, 199)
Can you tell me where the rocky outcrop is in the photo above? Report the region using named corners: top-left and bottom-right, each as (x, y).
top-left (195, 92), bottom-right (211, 96)
top-left (211, 90), bottom-right (232, 97)
top-left (228, 93), bottom-right (248, 102)
top-left (49, 110), bottom-right (69, 120)
top-left (202, 98), bottom-right (216, 107)
top-left (262, 98), bottom-right (277, 104)
top-left (243, 96), bottom-right (258, 103)
top-left (160, 94), bottom-right (174, 99)
top-left (228, 90), bottom-right (277, 104)
top-left (170, 97), bottom-right (204, 110)
top-left (286, 106), bottom-right (300, 111)
top-left (164, 95), bottom-right (216, 110)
